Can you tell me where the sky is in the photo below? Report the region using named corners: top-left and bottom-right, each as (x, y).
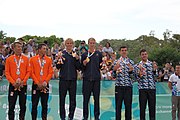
top-left (0, 0), bottom-right (180, 42)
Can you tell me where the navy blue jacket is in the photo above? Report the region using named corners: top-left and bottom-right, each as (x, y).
top-left (81, 51), bottom-right (102, 81)
top-left (56, 50), bottom-right (81, 81)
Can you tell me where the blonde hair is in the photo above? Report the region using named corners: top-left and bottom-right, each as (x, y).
top-left (88, 37), bottom-right (96, 44)
top-left (65, 38), bottom-right (74, 45)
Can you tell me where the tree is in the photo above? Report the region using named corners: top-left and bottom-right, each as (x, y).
top-left (4, 37), bottom-right (16, 43)
top-left (149, 46), bottom-right (180, 67)
top-left (74, 40), bottom-right (81, 47)
top-left (0, 30), bottom-right (7, 39)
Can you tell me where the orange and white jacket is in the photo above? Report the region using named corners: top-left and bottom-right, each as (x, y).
top-left (5, 54), bottom-right (30, 85)
top-left (30, 55), bottom-right (53, 84)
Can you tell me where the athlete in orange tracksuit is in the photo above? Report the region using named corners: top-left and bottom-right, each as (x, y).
top-left (5, 41), bottom-right (30, 120)
top-left (30, 43), bottom-right (53, 120)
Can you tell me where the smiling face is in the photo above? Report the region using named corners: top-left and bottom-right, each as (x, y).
top-left (119, 47), bottom-right (128, 58)
top-left (13, 42), bottom-right (23, 55)
top-left (88, 38), bottom-right (96, 50)
top-left (140, 51), bottom-right (148, 62)
top-left (65, 38), bottom-right (74, 51)
top-left (175, 65), bottom-right (180, 75)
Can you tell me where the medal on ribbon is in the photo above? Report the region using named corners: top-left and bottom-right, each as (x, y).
top-left (86, 57), bottom-right (90, 63)
top-left (38, 55), bottom-right (45, 76)
top-left (86, 49), bottom-right (95, 63)
top-left (14, 55), bottom-right (22, 75)
top-left (40, 70), bottom-right (43, 76)
top-left (16, 70), bottom-right (20, 75)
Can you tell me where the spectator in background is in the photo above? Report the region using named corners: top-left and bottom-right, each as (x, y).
top-left (100, 53), bottom-right (112, 80)
top-left (169, 63), bottom-right (175, 74)
top-left (101, 68), bottom-right (111, 80)
top-left (32, 46), bottom-right (38, 57)
top-left (111, 52), bottom-right (117, 63)
top-left (0, 41), bottom-right (6, 62)
top-left (52, 54), bottom-right (59, 79)
top-left (159, 63), bottom-right (174, 82)
top-left (23, 46), bottom-right (29, 58)
top-left (27, 39), bottom-right (34, 57)
top-left (102, 41), bottom-right (113, 54)
top-left (46, 47), bottom-right (53, 58)
top-left (0, 51), bottom-right (5, 62)
top-left (168, 64), bottom-right (180, 120)
top-left (0, 41), bottom-right (5, 55)
top-left (4, 39), bottom-right (11, 48)
top-left (4, 47), bottom-right (12, 60)
top-left (106, 52), bottom-right (112, 67)
top-left (60, 41), bottom-right (65, 51)
top-left (51, 42), bottom-right (60, 60)
top-left (79, 40), bottom-right (88, 55)
top-left (98, 44), bottom-right (103, 52)
top-left (43, 40), bottom-right (49, 47)
top-left (0, 57), bottom-right (5, 80)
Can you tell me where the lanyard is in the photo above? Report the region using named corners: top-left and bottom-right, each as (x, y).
top-left (38, 55), bottom-right (45, 76)
top-left (87, 49), bottom-right (95, 58)
top-left (65, 50), bottom-right (74, 56)
top-left (14, 54), bottom-right (22, 75)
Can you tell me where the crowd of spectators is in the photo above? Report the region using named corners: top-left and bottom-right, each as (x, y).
top-left (0, 39), bottom-right (175, 81)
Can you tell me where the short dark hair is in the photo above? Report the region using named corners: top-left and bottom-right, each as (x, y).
top-left (43, 40), bottom-right (48, 45)
top-left (119, 46), bottom-right (127, 51)
top-left (17, 38), bottom-right (24, 41)
top-left (81, 40), bottom-right (85, 44)
top-left (23, 46), bottom-right (28, 53)
top-left (38, 43), bottom-right (47, 50)
top-left (140, 49), bottom-right (147, 55)
top-left (176, 64), bottom-right (180, 66)
top-left (13, 41), bottom-right (22, 49)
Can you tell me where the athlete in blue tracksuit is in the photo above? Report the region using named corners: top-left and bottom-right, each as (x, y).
top-left (81, 38), bottom-right (102, 120)
top-left (56, 38), bottom-right (81, 120)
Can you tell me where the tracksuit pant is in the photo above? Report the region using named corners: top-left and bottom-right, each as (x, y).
top-left (31, 83), bottom-right (49, 120)
top-left (115, 86), bottom-right (132, 120)
top-left (82, 80), bottom-right (100, 120)
top-left (8, 84), bottom-right (27, 120)
top-left (139, 89), bottom-right (156, 120)
top-left (59, 80), bottom-right (77, 120)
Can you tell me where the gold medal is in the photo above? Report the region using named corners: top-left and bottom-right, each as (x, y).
top-left (86, 57), bottom-right (90, 62)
